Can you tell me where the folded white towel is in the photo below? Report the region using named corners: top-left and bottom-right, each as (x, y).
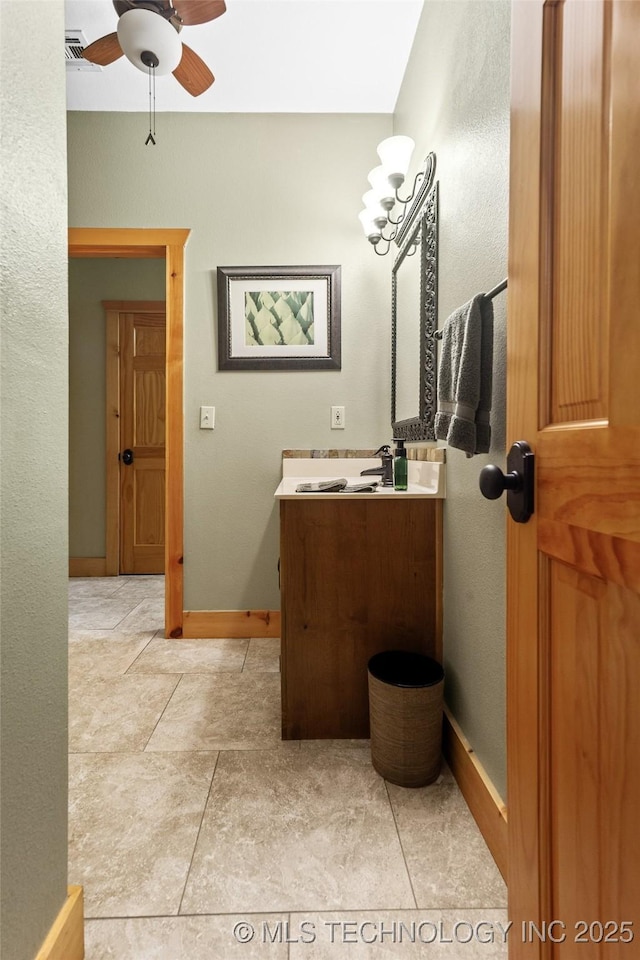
top-left (434, 294), bottom-right (494, 457)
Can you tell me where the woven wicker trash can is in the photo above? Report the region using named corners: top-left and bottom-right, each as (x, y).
top-left (368, 650), bottom-right (444, 788)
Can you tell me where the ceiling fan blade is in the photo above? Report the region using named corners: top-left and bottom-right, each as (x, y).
top-left (172, 0), bottom-right (226, 26)
top-left (173, 43), bottom-right (215, 96)
top-left (82, 32), bottom-right (124, 66)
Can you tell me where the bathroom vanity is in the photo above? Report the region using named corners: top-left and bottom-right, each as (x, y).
top-left (275, 457), bottom-right (444, 740)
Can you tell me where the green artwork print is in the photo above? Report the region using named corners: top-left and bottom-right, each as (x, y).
top-left (244, 290), bottom-right (315, 347)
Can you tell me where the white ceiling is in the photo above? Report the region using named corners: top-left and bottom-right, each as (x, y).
top-left (65, 0), bottom-right (424, 113)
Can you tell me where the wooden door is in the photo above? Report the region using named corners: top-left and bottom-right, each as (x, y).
top-left (120, 309), bottom-right (166, 574)
top-left (507, 1), bottom-right (640, 955)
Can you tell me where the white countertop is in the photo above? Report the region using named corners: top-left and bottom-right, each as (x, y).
top-left (275, 457), bottom-right (445, 500)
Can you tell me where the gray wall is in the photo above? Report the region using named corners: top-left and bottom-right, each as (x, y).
top-left (67, 112), bottom-right (393, 609)
top-left (68, 258), bottom-right (165, 557)
top-left (0, 4), bottom-right (70, 959)
top-left (395, 0), bottom-right (510, 798)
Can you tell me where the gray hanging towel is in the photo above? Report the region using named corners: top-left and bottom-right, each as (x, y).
top-left (434, 293), bottom-right (494, 457)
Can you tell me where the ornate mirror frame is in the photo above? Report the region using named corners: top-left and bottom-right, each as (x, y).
top-left (391, 153), bottom-right (439, 441)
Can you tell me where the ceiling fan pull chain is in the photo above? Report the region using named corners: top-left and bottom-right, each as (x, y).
top-left (145, 63), bottom-right (156, 146)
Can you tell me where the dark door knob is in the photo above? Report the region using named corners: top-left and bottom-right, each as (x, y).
top-left (479, 441), bottom-right (534, 523)
top-left (120, 448), bottom-right (134, 465)
top-left (479, 464), bottom-right (521, 499)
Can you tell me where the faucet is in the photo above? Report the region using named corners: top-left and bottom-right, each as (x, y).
top-left (360, 444), bottom-right (394, 486)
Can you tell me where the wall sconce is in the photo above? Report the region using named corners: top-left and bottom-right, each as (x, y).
top-left (359, 136), bottom-right (435, 255)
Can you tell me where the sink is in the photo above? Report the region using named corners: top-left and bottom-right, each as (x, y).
top-left (274, 457), bottom-right (445, 499)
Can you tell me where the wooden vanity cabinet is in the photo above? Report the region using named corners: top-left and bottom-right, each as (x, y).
top-left (279, 498), bottom-right (442, 740)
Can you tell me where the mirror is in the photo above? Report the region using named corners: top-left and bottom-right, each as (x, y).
top-left (391, 155), bottom-right (438, 440)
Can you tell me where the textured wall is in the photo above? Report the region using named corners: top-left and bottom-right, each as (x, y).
top-left (67, 112), bottom-right (393, 609)
top-left (68, 258), bottom-right (166, 556)
top-left (0, 3), bottom-right (70, 958)
top-left (395, 0), bottom-right (511, 798)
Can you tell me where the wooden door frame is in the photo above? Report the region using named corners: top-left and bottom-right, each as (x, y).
top-left (103, 300), bottom-right (166, 578)
top-left (68, 227), bottom-right (190, 638)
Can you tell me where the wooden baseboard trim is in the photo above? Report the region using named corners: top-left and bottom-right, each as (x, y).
top-left (69, 557), bottom-right (107, 578)
top-left (34, 885), bottom-right (83, 960)
top-left (443, 707), bottom-right (508, 882)
top-left (182, 609), bottom-right (281, 638)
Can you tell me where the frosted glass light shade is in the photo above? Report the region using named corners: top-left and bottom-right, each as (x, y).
top-left (376, 135), bottom-right (415, 189)
top-left (362, 190), bottom-right (387, 224)
top-left (358, 209), bottom-right (382, 239)
top-left (367, 165), bottom-right (395, 205)
top-left (117, 9), bottom-right (182, 75)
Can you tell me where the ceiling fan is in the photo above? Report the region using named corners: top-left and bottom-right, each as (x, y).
top-left (82, 0), bottom-right (226, 96)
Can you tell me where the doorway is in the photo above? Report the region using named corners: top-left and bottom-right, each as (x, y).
top-left (68, 227), bottom-right (190, 638)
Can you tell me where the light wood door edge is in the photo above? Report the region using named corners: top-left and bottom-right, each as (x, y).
top-left (164, 245), bottom-right (185, 638)
top-left (105, 308), bottom-right (120, 577)
top-left (434, 500), bottom-right (443, 664)
top-left (182, 610), bottom-right (282, 639)
top-left (34, 885), bottom-right (84, 960)
top-left (69, 228), bottom-right (189, 638)
top-left (69, 558), bottom-right (107, 578)
top-left (443, 707), bottom-right (508, 882)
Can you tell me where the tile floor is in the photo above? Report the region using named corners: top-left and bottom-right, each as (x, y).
top-left (69, 576), bottom-right (508, 959)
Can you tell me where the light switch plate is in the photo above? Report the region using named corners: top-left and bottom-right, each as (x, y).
top-left (200, 406), bottom-right (215, 429)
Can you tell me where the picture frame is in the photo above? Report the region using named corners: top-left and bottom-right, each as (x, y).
top-left (216, 265), bottom-right (341, 370)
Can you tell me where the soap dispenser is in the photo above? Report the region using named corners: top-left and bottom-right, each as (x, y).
top-left (393, 438), bottom-right (408, 491)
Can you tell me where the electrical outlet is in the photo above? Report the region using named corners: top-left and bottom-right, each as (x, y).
top-left (199, 406), bottom-right (215, 429)
top-left (331, 405), bottom-right (345, 429)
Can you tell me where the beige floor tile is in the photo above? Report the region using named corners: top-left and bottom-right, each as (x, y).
top-left (117, 598), bottom-right (165, 633)
top-left (243, 637), bottom-right (281, 672)
top-left (69, 636), bottom-right (154, 678)
top-left (69, 674), bottom-right (180, 752)
top-left (115, 576), bottom-right (166, 599)
top-left (387, 768), bottom-right (507, 910)
top-left (145, 673), bottom-right (284, 751)
top-left (69, 752), bottom-right (217, 919)
top-left (128, 637), bottom-right (248, 674)
top-left (181, 747), bottom-right (415, 914)
top-left (287, 910), bottom-right (509, 958)
top-left (68, 578), bottom-right (128, 599)
top-left (68, 597), bottom-right (141, 630)
top-left (84, 914), bottom-right (289, 959)
top-left (69, 628), bottom-right (156, 644)
top-left (67, 578), bottom-right (507, 956)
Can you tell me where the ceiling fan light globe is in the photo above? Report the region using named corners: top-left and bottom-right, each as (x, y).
top-left (117, 9), bottom-right (182, 75)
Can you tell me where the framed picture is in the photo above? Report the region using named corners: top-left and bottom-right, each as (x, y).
top-left (216, 265), bottom-right (341, 370)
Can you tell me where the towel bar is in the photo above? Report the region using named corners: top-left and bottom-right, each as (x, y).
top-left (434, 278), bottom-right (507, 340)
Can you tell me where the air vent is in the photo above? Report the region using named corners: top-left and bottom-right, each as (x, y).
top-left (65, 29), bottom-right (102, 71)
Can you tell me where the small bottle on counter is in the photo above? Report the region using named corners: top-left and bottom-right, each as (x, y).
top-left (393, 438), bottom-right (408, 491)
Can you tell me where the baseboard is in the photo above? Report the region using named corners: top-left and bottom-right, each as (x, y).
top-left (182, 609), bottom-right (281, 638)
top-left (34, 885), bottom-right (83, 960)
top-left (69, 557), bottom-right (107, 577)
top-left (443, 707), bottom-right (508, 882)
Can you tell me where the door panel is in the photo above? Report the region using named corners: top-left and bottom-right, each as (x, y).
top-left (508, 1), bottom-right (640, 955)
top-left (549, 562), bottom-right (603, 940)
top-left (549, 0), bottom-right (609, 423)
top-left (120, 311), bottom-right (166, 574)
top-left (134, 369), bottom-right (165, 446)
